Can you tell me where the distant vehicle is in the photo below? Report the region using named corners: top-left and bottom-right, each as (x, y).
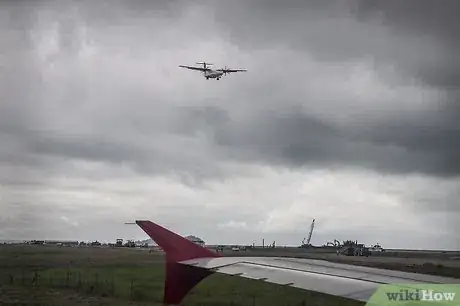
top-left (30, 240), bottom-right (45, 245)
top-left (369, 244), bottom-right (385, 252)
top-left (339, 244), bottom-right (370, 257)
top-left (179, 62), bottom-right (247, 80)
top-left (357, 246), bottom-right (371, 257)
top-left (124, 240), bottom-right (136, 248)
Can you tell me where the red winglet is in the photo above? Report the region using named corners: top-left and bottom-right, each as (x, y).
top-left (136, 220), bottom-right (219, 304)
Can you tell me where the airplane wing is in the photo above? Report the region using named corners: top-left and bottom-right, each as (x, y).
top-left (135, 220), bottom-right (459, 305)
top-left (217, 68), bottom-right (247, 74)
top-left (179, 65), bottom-right (210, 72)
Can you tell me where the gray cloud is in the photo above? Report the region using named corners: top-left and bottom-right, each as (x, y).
top-left (353, 0), bottom-right (460, 89)
top-left (208, 107), bottom-right (458, 178)
top-left (211, 0), bottom-right (460, 88)
top-left (5, 103), bottom-right (457, 181)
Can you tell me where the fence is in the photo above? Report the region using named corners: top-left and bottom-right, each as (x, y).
top-left (1, 270), bottom-right (146, 301)
top-left (1, 269), bottom-right (315, 305)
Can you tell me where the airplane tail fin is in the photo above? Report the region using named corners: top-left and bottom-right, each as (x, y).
top-left (135, 220), bottom-right (219, 304)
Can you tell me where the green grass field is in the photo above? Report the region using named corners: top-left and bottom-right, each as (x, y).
top-left (0, 245), bottom-right (364, 305)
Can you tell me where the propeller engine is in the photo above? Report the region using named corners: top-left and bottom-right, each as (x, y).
top-left (217, 66), bottom-right (230, 75)
top-left (196, 61), bottom-right (213, 69)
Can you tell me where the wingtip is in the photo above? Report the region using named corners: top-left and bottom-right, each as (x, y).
top-left (135, 220), bottom-right (219, 262)
top-left (134, 220), bottom-right (218, 304)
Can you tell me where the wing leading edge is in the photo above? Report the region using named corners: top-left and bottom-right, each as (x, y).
top-left (135, 220), bottom-right (459, 304)
top-left (217, 68), bottom-right (247, 74)
top-left (178, 65), bottom-right (210, 72)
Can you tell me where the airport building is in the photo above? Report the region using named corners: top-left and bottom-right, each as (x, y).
top-left (185, 235), bottom-right (205, 247)
top-left (45, 240), bottom-right (79, 246)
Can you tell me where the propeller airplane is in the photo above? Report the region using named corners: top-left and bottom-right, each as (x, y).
top-left (179, 61), bottom-right (247, 80)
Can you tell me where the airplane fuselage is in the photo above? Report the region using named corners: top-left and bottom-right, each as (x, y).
top-left (204, 70), bottom-right (224, 80)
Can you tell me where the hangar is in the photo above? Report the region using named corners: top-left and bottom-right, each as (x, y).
top-left (185, 235), bottom-right (205, 247)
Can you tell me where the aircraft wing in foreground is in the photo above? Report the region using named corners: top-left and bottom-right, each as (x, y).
top-left (135, 220), bottom-right (459, 305)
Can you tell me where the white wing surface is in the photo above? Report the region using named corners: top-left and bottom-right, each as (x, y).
top-left (180, 256), bottom-right (460, 302)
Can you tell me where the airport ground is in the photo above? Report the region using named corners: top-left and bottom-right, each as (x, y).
top-left (0, 245), bottom-right (458, 305)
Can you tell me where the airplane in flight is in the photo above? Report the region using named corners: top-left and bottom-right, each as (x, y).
top-left (134, 220), bottom-right (460, 305)
top-left (179, 62), bottom-right (247, 80)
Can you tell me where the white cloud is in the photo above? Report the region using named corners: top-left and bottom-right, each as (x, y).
top-left (1, 162), bottom-right (457, 249)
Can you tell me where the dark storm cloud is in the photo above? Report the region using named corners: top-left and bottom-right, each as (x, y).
top-left (354, 117), bottom-right (460, 177)
top-left (4, 100), bottom-right (455, 180)
top-left (354, 0), bottom-right (460, 46)
top-left (211, 0), bottom-right (460, 89)
top-left (352, 0), bottom-right (460, 89)
top-left (205, 107), bottom-right (458, 177)
top-left (204, 0), bottom-right (460, 176)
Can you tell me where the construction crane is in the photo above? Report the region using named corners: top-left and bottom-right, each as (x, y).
top-left (300, 218), bottom-right (315, 248)
top-left (306, 218), bottom-right (315, 245)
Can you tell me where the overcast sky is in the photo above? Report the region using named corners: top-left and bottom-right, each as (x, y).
top-left (1, 0), bottom-right (459, 250)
